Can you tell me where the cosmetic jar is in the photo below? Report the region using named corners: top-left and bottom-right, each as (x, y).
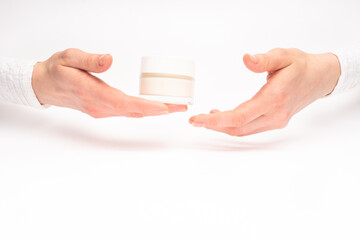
top-left (139, 56), bottom-right (195, 105)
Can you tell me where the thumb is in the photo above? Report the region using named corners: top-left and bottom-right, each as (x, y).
top-left (60, 48), bottom-right (113, 73)
top-left (243, 48), bottom-right (293, 73)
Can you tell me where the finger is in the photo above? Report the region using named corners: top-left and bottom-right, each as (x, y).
top-left (189, 110), bottom-right (253, 129)
top-left (60, 48), bottom-right (113, 73)
top-left (79, 80), bottom-right (171, 118)
top-left (243, 48), bottom-right (293, 74)
top-left (200, 115), bottom-right (278, 137)
top-left (166, 104), bottom-right (188, 113)
top-left (121, 95), bottom-right (170, 117)
top-left (225, 114), bottom-right (286, 137)
top-left (237, 126), bottom-right (276, 136)
top-left (189, 98), bottom-right (267, 128)
top-left (222, 115), bottom-right (271, 136)
top-left (189, 111), bottom-right (234, 127)
top-left (210, 109), bottom-right (220, 114)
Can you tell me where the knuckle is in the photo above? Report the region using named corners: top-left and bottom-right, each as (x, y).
top-left (49, 62), bottom-right (63, 76)
top-left (51, 51), bottom-right (63, 61)
top-left (61, 48), bottom-right (77, 62)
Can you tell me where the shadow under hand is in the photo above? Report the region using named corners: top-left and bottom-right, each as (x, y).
top-left (51, 123), bottom-right (168, 151)
top-left (298, 89), bottom-right (360, 137)
top-left (188, 133), bottom-right (296, 152)
top-left (0, 103), bottom-right (51, 130)
top-left (0, 103), bottom-right (168, 151)
top-left (3, 88), bottom-right (356, 153)
top-left (187, 90), bottom-right (360, 152)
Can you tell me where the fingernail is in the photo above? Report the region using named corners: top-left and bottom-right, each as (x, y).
top-left (192, 123), bottom-right (205, 127)
top-left (249, 54), bottom-right (258, 64)
top-left (98, 54), bottom-right (107, 66)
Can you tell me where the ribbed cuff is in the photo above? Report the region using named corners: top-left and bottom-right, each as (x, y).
top-left (0, 57), bottom-right (49, 109)
top-left (22, 61), bottom-right (49, 109)
top-left (331, 47), bottom-right (360, 95)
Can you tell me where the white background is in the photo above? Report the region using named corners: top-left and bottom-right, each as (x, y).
top-left (1, 0), bottom-right (360, 239)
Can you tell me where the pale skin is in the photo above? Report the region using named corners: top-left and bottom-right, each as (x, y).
top-left (31, 48), bottom-right (341, 136)
top-left (189, 48), bottom-right (341, 136)
top-left (31, 48), bottom-right (187, 118)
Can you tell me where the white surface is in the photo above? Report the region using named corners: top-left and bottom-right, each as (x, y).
top-left (1, 0), bottom-right (360, 239)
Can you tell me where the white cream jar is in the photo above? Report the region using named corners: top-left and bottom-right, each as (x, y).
top-left (139, 56), bottom-right (195, 105)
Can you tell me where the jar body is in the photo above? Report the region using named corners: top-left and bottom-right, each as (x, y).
top-left (140, 74), bottom-right (194, 105)
top-left (139, 56), bottom-right (195, 105)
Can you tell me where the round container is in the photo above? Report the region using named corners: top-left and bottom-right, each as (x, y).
top-left (139, 56), bottom-right (195, 105)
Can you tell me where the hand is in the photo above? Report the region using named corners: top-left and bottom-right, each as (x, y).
top-left (189, 48), bottom-right (341, 136)
top-left (31, 48), bottom-right (187, 118)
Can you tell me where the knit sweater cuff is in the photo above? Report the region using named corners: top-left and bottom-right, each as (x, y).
top-left (331, 47), bottom-right (360, 95)
top-left (0, 57), bottom-right (48, 109)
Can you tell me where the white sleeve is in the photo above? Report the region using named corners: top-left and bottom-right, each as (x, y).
top-left (331, 46), bottom-right (360, 95)
top-left (0, 57), bottom-right (46, 109)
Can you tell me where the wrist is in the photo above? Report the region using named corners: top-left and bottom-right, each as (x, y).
top-left (322, 53), bottom-right (341, 96)
top-left (31, 61), bottom-right (46, 105)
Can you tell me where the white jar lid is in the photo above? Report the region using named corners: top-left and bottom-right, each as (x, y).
top-left (141, 56), bottom-right (195, 78)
